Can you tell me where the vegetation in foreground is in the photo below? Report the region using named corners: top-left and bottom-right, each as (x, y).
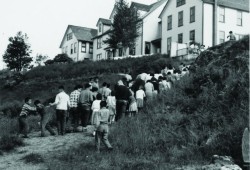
top-left (0, 36), bottom-right (248, 169)
top-left (45, 36), bottom-right (249, 169)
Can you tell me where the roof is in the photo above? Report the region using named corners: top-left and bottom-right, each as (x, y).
top-left (141, 0), bottom-right (168, 19)
top-left (130, 2), bottom-right (151, 12)
top-left (159, 0), bottom-right (249, 18)
top-left (59, 25), bottom-right (97, 48)
top-left (96, 18), bottom-right (112, 27)
top-left (203, 0), bottom-right (249, 12)
top-left (92, 30), bottom-right (112, 40)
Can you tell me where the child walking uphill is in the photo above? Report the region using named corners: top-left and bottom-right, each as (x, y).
top-left (94, 101), bottom-right (113, 152)
top-left (34, 100), bottom-right (56, 137)
top-left (106, 91), bottom-right (116, 124)
top-left (19, 97), bottom-right (37, 138)
top-left (136, 86), bottom-right (146, 111)
top-left (91, 93), bottom-right (102, 136)
top-left (128, 95), bottom-right (138, 117)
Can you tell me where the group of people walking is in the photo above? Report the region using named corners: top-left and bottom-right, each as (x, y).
top-left (18, 64), bottom-right (189, 152)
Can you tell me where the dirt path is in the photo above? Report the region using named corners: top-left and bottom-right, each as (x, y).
top-left (0, 126), bottom-right (95, 170)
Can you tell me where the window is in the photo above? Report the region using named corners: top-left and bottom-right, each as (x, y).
top-left (99, 23), bottom-right (102, 32)
top-left (219, 7), bottom-right (225, 23)
top-left (74, 42), bottom-right (77, 53)
top-left (190, 30), bottom-right (195, 41)
top-left (97, 53), bottom-right (102, 60)
top-left (219, 31), bottom-right (225, 43)
top-left (145, 42), bottom-right (151, 54)
top-left (190, 6), bottom-right (195, 23)
top-left (67, 33), bottom-right (72, 41)
top-left (177, 0), bottom-right (185, 7)
top-left (97, 38), bottom-right (102, 49)
top-left (81, 42), bottom-right (86, 53)
top-left (71, 44), bottom-right (73, 54)
top-left (178, 33), bottom-right (183, 43)
top-left (89, 43), bottom-right (93, 54)
top-left (237, 11), bottom-right (242, 26)
top-left (178, 11), bottom-right (183, 27)
top-left (167, 15), bottom-right (172, 30)
top-left (167, 37), bottom-right (171, 54)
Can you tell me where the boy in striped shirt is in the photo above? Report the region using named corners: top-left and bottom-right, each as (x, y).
top-left (19, 97), bottom-right (37, 138)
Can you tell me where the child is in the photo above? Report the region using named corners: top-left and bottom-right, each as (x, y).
top-left (94, 101), bottom-right (113, 152)
top-left (106, 91), bottom-right (116, 124)
top-left (136, 86), bottom-right (146, 111)
top-left (19, 97), bottom-right (37, 138)
top-left (128, 95), bottom-right (138, 117)
top-left (91, 93), bottom-right (102, 136)
top-left (34, 100), bottom-right (56, 137)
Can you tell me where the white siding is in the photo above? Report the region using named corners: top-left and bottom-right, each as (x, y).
top-left (203, 3), bottom-right (213, 48)
top-left (161, 0), bottom-right (203, 55)
top-left (217, 7), bottom-right (250, 43)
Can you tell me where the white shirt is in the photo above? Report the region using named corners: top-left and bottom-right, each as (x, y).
top-left (91, 100), bottom-right (101, 111)
top-left (106, 96), bottom-right (116, 107)
top-left (54, 91), bottom-right (70, 110)
top-left (136, 89), bottom-right (146, 99)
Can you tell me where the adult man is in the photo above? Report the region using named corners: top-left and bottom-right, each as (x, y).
top-left (79, 83), bottom-right (93, 129)
top-left (69, 85), bottom-right (83, 132)
top-left (115, 80), bottom-right (131, 121)
top-left (50, 86), bottom-right (70, 135)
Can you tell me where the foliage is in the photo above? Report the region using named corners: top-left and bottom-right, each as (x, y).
top-left (2, 31), bottom-right (32, 72)
top-left (104, 0), bottom-right (141, 56)
top-left (53, 53), bottom-right (73, 63)
top-left (21, 153), bottom-right (44, 164)
top-left (35, 54), bottom-right (48, 66)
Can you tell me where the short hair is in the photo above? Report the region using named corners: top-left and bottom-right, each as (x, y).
top-left (111, 91), bottom-right (115, 96)
top-left (150, 73), bottom-right (154, 76)
top-left (229, 31), bottom-right (233, 33)
top-left (92, 86), bottom-right (98, 92)
top-left (122, 77), bottom-right (127, 82)
top-left (85, 83), bottom-right (91, 89)
top-left (100, 101), bottom-right (107, 108)
top-left (58, 85), bottom-right (64, 90)
top-left (76, 85), bottom-right (83, 90)
top-left (96, 93), bottom-right (102, 100)
top-left (107, 83), bottom-right (110, 88)
top-left (34, 100), bottom-right (41, 105)
top-left (25, 97), bottom-right (31, 103)
top-left (102, 82), bottom-right (107, 86)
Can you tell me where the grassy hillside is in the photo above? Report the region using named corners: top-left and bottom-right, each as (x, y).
top-left (0, 36), bottom-right (248, 169)
top-left (0, 54), bottom-right (185, 117)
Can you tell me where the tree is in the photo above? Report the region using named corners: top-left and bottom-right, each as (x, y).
top-left (104, 0), bottom-right (141, 57)
top-left (35, 54), bottom-right (48, 66)
top-left (53, 53), bottom-right (73, 63)
top-left (3, 31), bottom-right (32, 72)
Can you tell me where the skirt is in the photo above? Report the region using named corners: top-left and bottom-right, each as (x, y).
top-left (136, 98), bottom-right (144, 108)
top-left (129, 102), bottom-right (138, 112)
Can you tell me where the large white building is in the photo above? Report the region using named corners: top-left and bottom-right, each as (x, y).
top-left (159, 0), bottom-right (250, 56)
top-left (59, 25), bottom-right (97, 61)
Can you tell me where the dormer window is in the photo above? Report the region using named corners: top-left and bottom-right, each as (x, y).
top-left (177, 0), bottom-right (185, 7)
top-left (99, 23), bottom-right (102, 33)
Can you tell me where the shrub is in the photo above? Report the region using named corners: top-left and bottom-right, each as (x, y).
top-left (21, 153), bottom-right (44, 164)
top-left (0, 134), bottom-right (24, 152)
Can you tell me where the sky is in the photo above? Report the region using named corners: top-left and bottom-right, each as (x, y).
top-left (0, 0), bottom-right (157, 69)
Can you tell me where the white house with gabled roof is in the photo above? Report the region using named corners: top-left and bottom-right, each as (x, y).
top-left (59, 25), bottom-right (97, 61)
top-left (159, 0), bottom-right (250, 57)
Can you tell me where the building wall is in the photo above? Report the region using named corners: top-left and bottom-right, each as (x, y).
top-left (142, 2), bottom-right (166, 55)
top-left (61, 28), bottom-right (78, 61)
top-left (161, 0), bottom-right (203, 54)
top-left (78, 41), bottom-right (93, 61)
top-left (203, 3), bottom-right (213, 48)
top-left (93, 34), bottom-right (110, 61)
top-left (216, 7), bottom-right (250, 43)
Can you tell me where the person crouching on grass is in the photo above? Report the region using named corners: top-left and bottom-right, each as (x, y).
top-left (19, 97), bottom-right (37, 138)
top-left (34, 100), bottom-right (56, 137)
top-left (94, 101), bottom-right (113, 152)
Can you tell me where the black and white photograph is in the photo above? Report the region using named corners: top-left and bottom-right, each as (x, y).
top-left (0, 0), bottom-right (249, 169)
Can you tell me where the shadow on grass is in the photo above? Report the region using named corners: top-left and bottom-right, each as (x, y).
top-left (0, 134), bottom-right (24, 152)
top-left (21, 153), bottom-right (44, 164)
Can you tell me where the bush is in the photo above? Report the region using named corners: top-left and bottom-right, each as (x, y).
top-left (0, 134), bottom-right (24, 152)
